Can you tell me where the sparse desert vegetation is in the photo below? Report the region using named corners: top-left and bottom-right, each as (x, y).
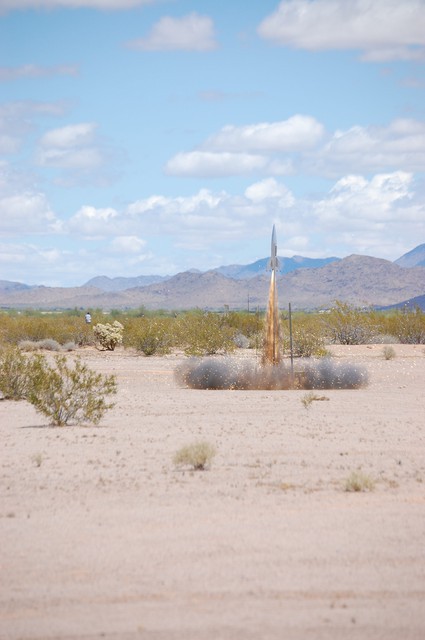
top-left (344, 470), bottom-right (376, 492)
top-left (1, 310), bottom-right (425, 638)
top-left (173, 440), bottom-right (217, 470)
top-left (0, 346), bottom-right (117, 425)
top-left (0, 303), bottom-right (424, 360)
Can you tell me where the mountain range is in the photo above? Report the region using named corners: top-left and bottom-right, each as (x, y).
top-left (0, 245), bottom-right (424, 312)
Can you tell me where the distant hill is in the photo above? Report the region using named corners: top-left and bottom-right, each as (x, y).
top-left (0, 280), bottom-right (32, 292)
top-left (394, 244), bottom-right (425, 268)
top-left (378, 294), bottom-right (425, 311)
top-left (84, 274), bottom-right (169, 292)
top-left (214, 255), bottom-right (340, 279)
top-left (1, 254), bottom-right (423, 311)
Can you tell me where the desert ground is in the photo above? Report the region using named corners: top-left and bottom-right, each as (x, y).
top-left (1, 343), bottom-right (424, 639)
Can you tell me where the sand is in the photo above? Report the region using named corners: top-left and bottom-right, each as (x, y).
top-left (1, 344), bottom-right (424, 639)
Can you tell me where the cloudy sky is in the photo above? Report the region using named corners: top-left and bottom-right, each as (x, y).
top-left (1, 0), bottom-right (425, 286)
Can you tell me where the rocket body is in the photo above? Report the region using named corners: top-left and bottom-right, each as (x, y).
top-left (268, 224), bottom-right (280, 272)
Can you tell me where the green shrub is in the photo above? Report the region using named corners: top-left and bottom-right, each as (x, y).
top-left (0, 346), bottom-right (33, 400)
top-left (324, 301), bottom-right (377, 345)
top-left (386, 307), bottom-right (425, 344)
top-left (284, 328), bottom-right (328, 357)
top-left (93, 321), bottom-right (124, 351)
top-left (173, 441), bottom-right (217, 470)
top-left (224, 311), bottom-right (263, 340)
top-left (125, 317), bottom-right (173, 356)
top-left (0, 312), bottom-right (96, 347)
top-left (176, 312), bottom-right (236, 356)
top-left (26, 354), bottom-right (117, 426)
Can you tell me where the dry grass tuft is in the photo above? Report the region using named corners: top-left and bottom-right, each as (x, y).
top-left (344, 471), bottom-right (375, 492)
top-left (173, 441), bottom-right (217, 471)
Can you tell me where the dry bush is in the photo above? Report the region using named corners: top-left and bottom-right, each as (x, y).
top-left (173, 441), bottom-right (217, 470)
top-left (382, 345), bottom-right (396, 360)
top-left (344, 471), bottom-right (375, 492)
top-left (301, 391), bottom-right (330, 409)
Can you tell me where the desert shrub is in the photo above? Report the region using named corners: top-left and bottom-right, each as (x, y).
top-left (301, 391), bottom-right (329, 408)
top-left (344, 471), bottom-right (375, 492)
top-left (93, 321), bottom-right (124, 351)
top-left (26, 354), bottom-right (117, 426)
top-left (383, 307), bottom-right (425, 344)
top-left (224, 311), bottom-right (263, 340)
top-left (173, 441), bottom-right (217, 470)
top-left (37, 338), bottom-right (61, 351)
top-left (382, 345), bottom-right (396, 360)
top-left (18, 339), bottom-right (40, 351)
top-left (0, 346), bottom-right (33, 400)
top-left (283, 328), bottom-right (328, 357)
top-left (62, 341), bottom-right (77, 351)
top-left (176, 312), bottom-right (237, 356)
top-left (17, 338), bottom-right (61, 351)
top-left (125, 317), bottom-right (173, 356)
top-left (324, 301), bottom-right (377, 345)
top-left (0, 313), bottom-right (96, 347)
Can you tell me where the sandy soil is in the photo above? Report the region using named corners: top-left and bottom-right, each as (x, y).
top-left (1, 344), bottom-right (424, 640)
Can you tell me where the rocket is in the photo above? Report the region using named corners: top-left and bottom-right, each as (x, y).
top-left (268, 224), bottom-right (280, 272)
top-left (263, 224), bottom-right (281, 366)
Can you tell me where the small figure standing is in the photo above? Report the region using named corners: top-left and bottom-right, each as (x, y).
top-left (85, 311), bottom-right (92, 324)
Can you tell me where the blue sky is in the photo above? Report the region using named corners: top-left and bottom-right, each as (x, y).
top-left (1, 0), bottom-right (425, 286)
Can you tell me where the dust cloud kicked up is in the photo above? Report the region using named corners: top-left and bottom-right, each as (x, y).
top-left (175, 357), bottom-right (369, 391)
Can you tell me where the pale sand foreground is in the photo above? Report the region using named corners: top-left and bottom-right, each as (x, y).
top-left (1, 344), bottom-right (424, 640)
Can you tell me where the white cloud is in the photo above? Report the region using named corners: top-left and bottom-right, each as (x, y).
top-left (312, 118), bottom-right (425, 175)
top-left (0, 64), bottom-right (79, 82)
top-left (38, 147), bottom-right (104, 170)
top-left (166, 115), bottom-right (425, 179)
top-left (3, 172), bottom-right (423, 285)
top-left (204, 116), bottom-right (324, 152)
top-left (68, 205), bottom-right (119, 235)
top-left (0, 101), bottom-right (69, 154)
top-left (315, 171), bottom-right (415, 226)
top-left (258, 0), bottom-right (425, 62)
top-left (245, 178), bottom-right (295, 207)
top-left (36, 122), bottom-right (121, 185)
top-left (110, 235), bottom-right (146, 253)
top-left (0, 192), bottom-right (60, 234)
top-left (0, 0), bottom-right (154, 12)
top-left (164, 151), bottom-right (283, 178)
top-left (65, 172), bottom-right (424, 261)
top-left (40, 123), bottom-right (96, 148)
top-left (127, 13), bottom-right (217, 52)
